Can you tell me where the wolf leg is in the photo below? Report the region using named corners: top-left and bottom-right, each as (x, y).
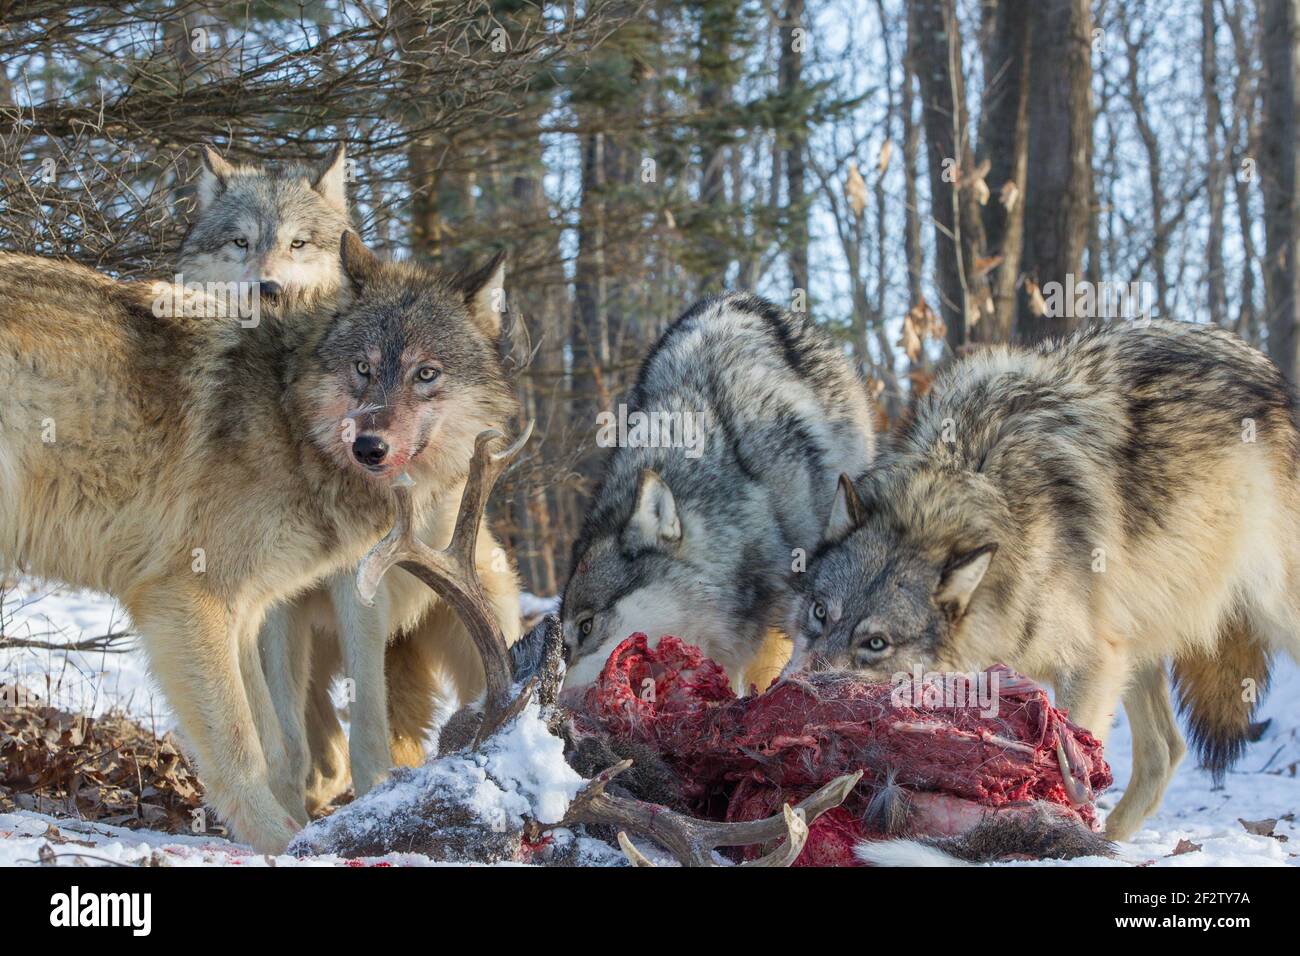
top-left (130, 582), bottom-right (298, 853)
top-left (385, 620), bottom-right (455, 766)
top-left (1104, 662), bottom-right (1185, 841)
top-left (1053, 636), bottom-right (1128, 745)
top-left (331, 575), bottom-right (394, 799)
top-left (236, 610), bottom-right (306, 828)
top-left (303, 633), bottom-right (350, 813)
top-left (257, 604), bottom-right (312, 825)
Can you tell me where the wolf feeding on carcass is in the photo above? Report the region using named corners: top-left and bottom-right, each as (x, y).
top-left (291, 428), bottom-right (1114, 866)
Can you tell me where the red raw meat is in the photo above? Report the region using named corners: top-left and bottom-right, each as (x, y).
top-left (569, 634), bottom-right (1112, 866)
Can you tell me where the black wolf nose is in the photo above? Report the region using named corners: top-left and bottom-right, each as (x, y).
top-left (352, 434), bottom-right (389, 467)
top-left (259, 279), bottom-right (283, 299)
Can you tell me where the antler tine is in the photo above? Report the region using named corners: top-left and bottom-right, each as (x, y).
top-left (356, 473), bottom-right (425, 607)
top-left (356, 423), bottom-right (534, 743)
top-left (555, 762), bottom-right (862, 867)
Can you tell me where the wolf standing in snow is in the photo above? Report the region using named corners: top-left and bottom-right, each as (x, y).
top-left (788, 319), bottom-right (1299, 840)
top-left (0, 234), bottom-right (515, 852)
top-left (561, 293), bottom-right (876, 689)
top-left (178, 146), bottom-right (522, 815)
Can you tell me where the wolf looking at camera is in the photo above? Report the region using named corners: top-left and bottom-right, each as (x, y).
top-left (178, 146), bottom-right (521, 816)
top-left (561, 293), bottom-right (876, 690)
top-left (0, 233), bottom-right (515, 851)
top-left (787, 319), bottom-right (1299, 840)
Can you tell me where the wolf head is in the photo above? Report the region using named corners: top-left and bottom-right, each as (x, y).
top-left (178, 144), bottom-right (352, 310)
top-left (560, 468), bottom-right (781, 687)
top-left (293, 232), bottom-right (516, 485)
top-left (785, 470), bottom-right (1005, 680)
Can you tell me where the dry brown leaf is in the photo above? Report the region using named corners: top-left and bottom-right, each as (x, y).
top-left (1025, 279), bottom-right (1046, 317)
top-left (1000, 180), bottom-right (1020, 211)
top-left (876, 138), bottom-right (893, 175)
top-left (845, 162), bottom-right (868, 218)
top-left (1239, 817), bottom-right (1284, 839)
top-left (973, 255), bottom-right (1003, 278)
top-left (899, 311), bottom-right (922, 363)
top-left (965, 158), bottom-right (991, 205)
top-left (1169, 838), bottom-right (1202, 856)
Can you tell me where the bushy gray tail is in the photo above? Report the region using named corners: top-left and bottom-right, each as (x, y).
top-left (1171, 617), bottom-right (1272, 785)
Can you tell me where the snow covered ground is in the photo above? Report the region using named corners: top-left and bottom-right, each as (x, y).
top-left (2, 581), bottom-right (1297, 867)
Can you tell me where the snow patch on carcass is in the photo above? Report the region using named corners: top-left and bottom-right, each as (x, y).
top-left (289, 701), bottom-right (584, 859)
top-left (479, 700), bottom-right (583, 826)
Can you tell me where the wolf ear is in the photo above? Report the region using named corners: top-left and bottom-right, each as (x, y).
top-left (456, 250), bottom-right (507, 338)
top-left (935, 544), bottom-right (997, 620)
top-left (339, 231), bottom-right (381, 291)
top-left (625, 469), bottom-right (682, 550)
top-left (197, 145), bottom-right (235, 210)
top-left (311, 143), bottom-right (349, 213)
top-left (824, 473), bottom-right (867, 542)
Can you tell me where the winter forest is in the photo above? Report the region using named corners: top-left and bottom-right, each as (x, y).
top-left (0, 0), bottom-right (1279, 597)
top-left (3, 0), bottom-right (1300, 885)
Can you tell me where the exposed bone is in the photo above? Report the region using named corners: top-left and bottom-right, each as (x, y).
top-left (551, 759), bottom-right (861, 867)
top-left (1055, 736), bottom-right (1091, 809)
top-left (356, 422), bottom-right (534, 744)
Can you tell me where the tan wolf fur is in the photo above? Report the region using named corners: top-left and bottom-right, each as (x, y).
top-left (0, 237), bottom-right (513, 851)
top-left (788, 320), bottom-right (1300, 841)
top-left (178, 146), bottom-right (522, 814)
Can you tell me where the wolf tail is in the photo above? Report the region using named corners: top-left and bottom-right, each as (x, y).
top-left (1171, 615), bottom-right (1272, 784)
top-left (854, 804), bottom-right (1115, 866)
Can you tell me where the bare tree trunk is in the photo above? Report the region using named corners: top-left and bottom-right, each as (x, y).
top-left (1226, 0), bottom-right (1262, 342)
top-left (911, 0), bottom-right (987, 349)
top-left (572, 131), bottom-right (611, 483)
top-left (1015, 0), bottom-right (1094, 344)
top-left (1261, 0), bottom-right (1300, 381)
top-left (695, 0), bottom-right (740, 294)
top-left (975, 0), bottom-right (1031, 343)
top-left (779, 0), bottom-right (809, 299)
top-left (1204, 0), bottom-right (1229, 327)
top-left (902, 3), bottom-right (925, 312)
top-left (1122, 18), bottom-right (1168, 317)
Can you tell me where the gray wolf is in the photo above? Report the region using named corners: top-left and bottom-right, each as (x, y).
top-left (179, 143), bottom-right (353, 312)
top-left (561, 293), bottom-right (876, 690)
top-left (177, 146), bottom-right (521, 815)
top-left (0, 234), bottom-right (513, 851)
top-left (787, 319), bottom-right (1300, 840)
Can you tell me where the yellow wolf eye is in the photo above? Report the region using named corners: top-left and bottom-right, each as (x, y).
top-left (355, 361), bottom-right (370, 377)
top-left (417, 367), bottom-right (440, 383)
top-left (291, 239), bottom-right (306, 249)
top-left (231, 237), bottom-right (248, 249)
top-left (578, 617), bottom-right (594, 639)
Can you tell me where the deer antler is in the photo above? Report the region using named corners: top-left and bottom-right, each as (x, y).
top-left (357, 422), bottom-right (534, 744)
top-left (550, 761), bottom-right (863, 867)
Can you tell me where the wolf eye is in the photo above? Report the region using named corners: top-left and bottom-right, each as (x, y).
top-left (812, 601), bottom-right (827, 622)
top-left (290, 239), bottom-right (306, 249)
top-left (416, 366), bottom-right (440, 383)
top-left (355, 360), bottom-right (370, 377)
top-left (231, 237), bottom-right (248, 249)
top-left (863, 634), bottom-right (889, 653)
top-left (578, 617), bottom-right (594, 640)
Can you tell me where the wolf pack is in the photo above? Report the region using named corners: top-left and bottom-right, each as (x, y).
top-left (2, 143), bottom-right (1298, 856)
